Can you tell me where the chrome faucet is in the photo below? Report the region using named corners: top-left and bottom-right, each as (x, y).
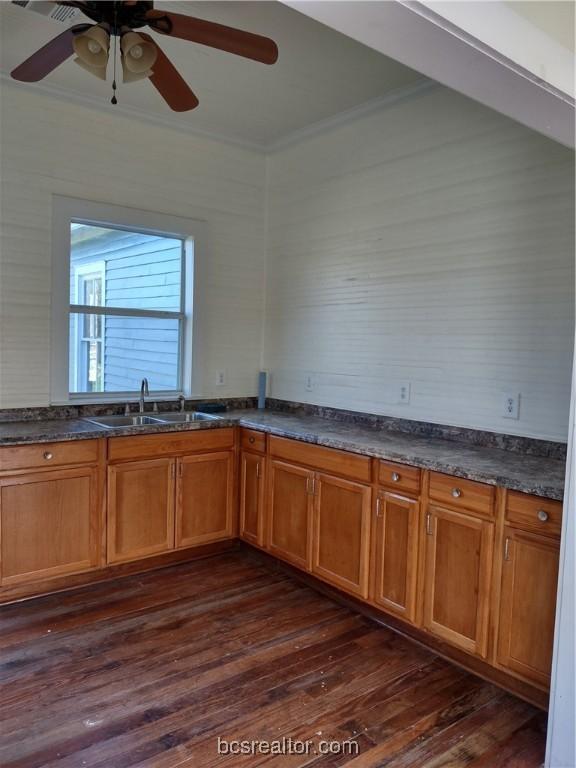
top-left (139, 378), bottom-right (149, 413)
top-left (178, 395), bottom-right (186, 413)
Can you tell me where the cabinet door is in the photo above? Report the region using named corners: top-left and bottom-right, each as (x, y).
top-left (176, 451), bottom-right (234, 548)
top-left (497, 528), bottom-right (559, 688)
top-left (312, 473), bottom-right (371, 598)
top-left (108, 458), bottom-right (175, 564)
top-left (372, 492), bottom-right (419, 623)
top-left (267, 460), bottom-right (313, 571)
top-left (423, 506), bottom-right (494, 657)
top-left (0, 467), bottom-right (100, 586)
top-left (240, 451), bottom-right (265, 547)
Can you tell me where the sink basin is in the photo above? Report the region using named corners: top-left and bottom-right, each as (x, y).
top-left (82, 415), bottom-right (166, 428)
top-left (154, 412), bottom-right (221, 423)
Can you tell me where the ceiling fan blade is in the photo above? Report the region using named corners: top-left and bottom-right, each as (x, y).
top-left (11, 23), bottom-right (91, 82)
top-left (146, 11), bottom-right (278, 65)
top-left (139, 34), bottom-right (199, 112)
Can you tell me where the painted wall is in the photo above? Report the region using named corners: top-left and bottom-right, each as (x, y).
top-left (0, 84), bottom-right (267, 407)
top-left (264, 84), bottom-right (575, 440)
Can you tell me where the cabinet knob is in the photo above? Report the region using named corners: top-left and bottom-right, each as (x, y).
top-left (43, 451), bottom-right (53, 460)
top-left (537, 509), bottom-right (549, 522)
top-left (249, 436), bottom-right (255, 444)
top-left (391, 472), bottom-right (400, 482)
top-left (451, 487), bottom-right (462, 498)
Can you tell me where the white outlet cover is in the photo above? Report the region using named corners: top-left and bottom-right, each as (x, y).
top-left (215, 370), bottom-right (226, 386)
top-left (398, 382), bottom-right (411, 404)
top-left (503, 393), bottom-right (520, 419)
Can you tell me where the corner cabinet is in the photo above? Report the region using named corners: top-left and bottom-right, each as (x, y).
top-left (239, 451), bottom-right (266, 547)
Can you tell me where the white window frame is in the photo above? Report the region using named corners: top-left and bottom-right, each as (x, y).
top-left (51, 196), bottom-right (205, 404)
top-left (71, 260), bottom-right (106, 394)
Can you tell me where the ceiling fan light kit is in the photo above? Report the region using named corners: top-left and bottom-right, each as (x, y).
top-left (10, 1), bottom-right (279, 112)
top-left (72, 23), bottom-right (109, 79)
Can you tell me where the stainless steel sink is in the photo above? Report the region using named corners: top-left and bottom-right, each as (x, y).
top-left (82, 415), bottom-right (166, 428)
top-left (153, 412), bottom-right (221, 423)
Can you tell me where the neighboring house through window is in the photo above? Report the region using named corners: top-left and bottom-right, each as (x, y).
top-left (52, 198), bottom-right (198, 403)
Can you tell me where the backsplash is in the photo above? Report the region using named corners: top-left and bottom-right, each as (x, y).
top-left (0, 397), bottom-right (258, 423)
top-left (266, 399), bottom-right (568, 460)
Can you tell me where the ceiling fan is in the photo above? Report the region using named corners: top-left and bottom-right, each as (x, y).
top-left (10, 1), bottom-right (279, 111)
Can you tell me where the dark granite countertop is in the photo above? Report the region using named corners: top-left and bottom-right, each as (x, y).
top-left (0, 409), bottom-right (565, 500)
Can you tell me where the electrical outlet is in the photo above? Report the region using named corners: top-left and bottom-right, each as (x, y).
top-left (503, 393), bottom-right (520, 420)
top-left (215, 370), bottom-right (226, 387)
top-left (398, 382), bottom-right (411, 405)
top-left (304, 374), bottom-right (318, 392)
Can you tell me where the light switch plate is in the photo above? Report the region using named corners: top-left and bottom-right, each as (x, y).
top-left (398, 382), bottom-right (411, 405)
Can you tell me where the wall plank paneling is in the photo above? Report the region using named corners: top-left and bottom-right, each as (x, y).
top-left (0, 85), bottom-right (267, 407)
top-left (264, 86), bottom-right (575, 440)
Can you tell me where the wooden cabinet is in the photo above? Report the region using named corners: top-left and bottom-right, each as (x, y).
top-left (176, 451), bottom-right (234, 548)
top-left (0, 467), bottom-right (100, 586)
top-left (267, 459), bottom-right (313, 570)
top-left (312, 473), bottom-right (372, 598)
top-left (107, 458), bottom-right (175, 564)
top-left (496, 527), bottom-right (559, 688)
top-left (372, 492), bottom-right (419, 623)
top-left (422, 506), bottom-right (494, 657)
top-left (240, 451), bottom-right (265, 547)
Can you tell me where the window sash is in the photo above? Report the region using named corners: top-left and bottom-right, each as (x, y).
top-left (52, 197), bottom-right (201, 404)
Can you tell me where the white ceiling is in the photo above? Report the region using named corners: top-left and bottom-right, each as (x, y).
top-left (0, 1), bottom-right (423, 147)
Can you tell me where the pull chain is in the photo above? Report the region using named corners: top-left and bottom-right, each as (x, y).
top-left (111, 3), bottom-right (118, 105)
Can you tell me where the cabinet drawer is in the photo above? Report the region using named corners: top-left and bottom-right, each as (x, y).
top-left (108, 428), bottom-right (235, 462)
top-left (378, 460), bottom-right (420, 495)
top-left (240, 428), bottom-right (266, 454)
top-left (506, 492), bottom-right (562, 538)
top-left (429, 472), bottom-right (495, 517)
top-left (0, 439), bottom-right (100, 473)
top-left (269, 436), bottom-right (371, 483)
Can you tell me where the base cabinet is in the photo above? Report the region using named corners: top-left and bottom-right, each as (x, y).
top-left (239, 451), bottom-right (265, 547)
top-left (372, 492), bottom-right (419, 623)
top-left (496, 527), bottom-right (560, 688)
top-left (176, 451), bottom-right (234, 547)
top-left (0, 467), bottom-right (100, 585)
top-left (267, 460), bottom-right (313, 570)
top-left (312, 473), bottom-right (371, 598)
top-left (107, 458), bottom-right (175, 564)
top-left (422, 506), bottom-right (494, 657)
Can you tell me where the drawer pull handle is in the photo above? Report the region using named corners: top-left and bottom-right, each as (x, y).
top-left (451, 487), bottom-right (462, 498)
top-left (43, 451), bottom-right (53, 460)
top-left (249, 436), bottom-right (255, 444)
top-left (391, 472), bottom-right (400, 482)
top-left (537, 509), bottom-right (549, 522)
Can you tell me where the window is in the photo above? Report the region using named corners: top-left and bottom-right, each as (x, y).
top-left (52, 199), bottom-right (199, 403)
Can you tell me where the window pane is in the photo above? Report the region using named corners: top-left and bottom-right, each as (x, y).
top-left (70, 223), bottom-right (182, 312)
top-left (69, 314), bottom-right (180, 394)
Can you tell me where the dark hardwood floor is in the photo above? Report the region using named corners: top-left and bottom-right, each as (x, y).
top-left (0, 551), bottom-right (547, 768)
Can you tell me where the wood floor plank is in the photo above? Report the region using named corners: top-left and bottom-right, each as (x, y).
top-left (0, 552), bottom-right (547, 768)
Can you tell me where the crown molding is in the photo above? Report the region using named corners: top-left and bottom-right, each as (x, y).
top-left (0, 73), bottom-right (265, 152)
top-left (1, 72), bottom-right (438, 154)
top-left (266, 78), bottom-right (436, 152)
